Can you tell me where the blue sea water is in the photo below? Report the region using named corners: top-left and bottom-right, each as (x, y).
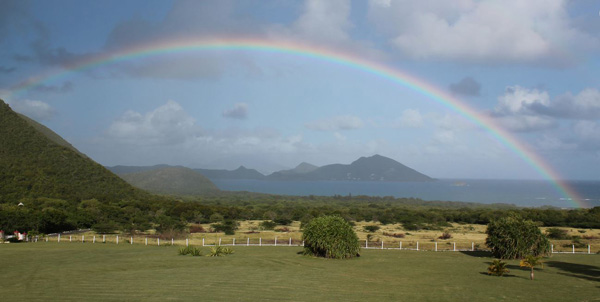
top-left (211, 179), bottom-right (600, 208)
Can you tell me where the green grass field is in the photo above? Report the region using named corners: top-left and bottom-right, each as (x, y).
top-left (1, 243), bottom-right (598, 301)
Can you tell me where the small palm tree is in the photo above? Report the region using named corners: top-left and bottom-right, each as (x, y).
top-left (487, 259), bottom-right (509, 276)
top-left (520, 255), bottom-right (544, 280)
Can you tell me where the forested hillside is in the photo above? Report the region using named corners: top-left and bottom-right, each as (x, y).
top-left (0, 100), bottom-right (145, 202)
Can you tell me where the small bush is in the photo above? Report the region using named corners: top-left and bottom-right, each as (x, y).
top-left (438, 232), bottom-right (452, 240)
top-left (208, 246), bottom-right (233, 257)
top-left (487, 259), bottom-right (509, 276)
top-left (302, 215), bottom-right (360, 259)
top-left (189, 225), bottom-right (206, 233)
top-left (546, 228), bottom-right (569, 240)
top-left (211, 220), bottom-right (238, 235)
top-left (363, 225), bottom-right (380, 233)
top-left (259, 220), bottom-right (277, 230)
top-left (178, 246), bottom-right (202, 256)
top-left (383, 232), bottom-right (405, 238)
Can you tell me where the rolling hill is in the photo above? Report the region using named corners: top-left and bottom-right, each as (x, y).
top-left (119, 166), bottom-right (220, 196)
top-left (0, 100), bottom-right (145, 202)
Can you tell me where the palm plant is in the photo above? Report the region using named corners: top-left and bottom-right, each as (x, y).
top-left (487, 259), bottom-right (509, 276)
top-left (520, 255), bottom-right (544, 280)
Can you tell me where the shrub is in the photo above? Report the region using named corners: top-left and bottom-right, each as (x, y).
top-left (178, 246), bottom-right (202, 256)
top-left (274, 218), bottom-right (292, 226)
top-left (383, 232), bottom-right (405, 238)
top-left (211, 220), bottom-right (238, 235)
top-left (438, 232), bottom-right (452, 240)
top-left (189, 225), bottom-right (206, 233)
top-left (545, 228), bottom-right (569, 239)
top-left (259, 220), bottom-right (277, 230)
top-left (208, 246), bottom-right (233, 257)
top-left (363, 225), bottom-right (380, 233)
top-left (486, 214), bottom-right (550, 259)
top-left (487, 259), bottom-right (509, 276)
top-left (302, 215), bottom-right (360, 259)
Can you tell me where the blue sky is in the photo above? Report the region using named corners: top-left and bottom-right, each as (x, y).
top-left (1, 0), bottom-right (599, 180)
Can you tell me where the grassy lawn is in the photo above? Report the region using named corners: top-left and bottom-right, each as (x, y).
top-left (1, 243), bottom-right (598, 301)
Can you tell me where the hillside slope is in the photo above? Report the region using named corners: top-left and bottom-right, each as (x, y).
top-left (120, 166), bottom-right (220, 196)
top-left (0, 100), bottom-right (145, 202)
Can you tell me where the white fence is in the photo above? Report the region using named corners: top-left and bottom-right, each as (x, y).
top-left (21, 234), bottom-right (598, 255)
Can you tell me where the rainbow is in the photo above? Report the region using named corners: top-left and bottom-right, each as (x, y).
top-left (9, 37), bottom-right (589, 208)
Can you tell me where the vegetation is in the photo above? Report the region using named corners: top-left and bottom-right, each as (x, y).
top-left (487, 259), bottom-right (509, 276)
top-left (2, 244), bottom-right (599, 301)
top-left (486, 215), bottom-right (550, 259)
top-left (302, 215), bottom-right (360, 259)
top-left (545, 227), bottom-right (569, 239)
top-left (208, 246), bottom-right (234, 257)
top-left (363, 225), bottom-right (380, 232)
top-left (520, 255), bottom-right (544, 280)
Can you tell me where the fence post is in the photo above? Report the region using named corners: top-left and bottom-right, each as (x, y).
top-left (58, 234), bottom-right (61, 243)
top-left (572, 244), bottom-right (575, 254)
top-left (116, 235), bottom-right (119, 245)
top-left (70, 236), bottom-right (72, 242)
top-left (186, 238), bottom-right (189, 247)
top-left (233, 238), bottom-right (236, 246)
top-left (219, 238), bottom-right (222, 246)
top-left (399, 241), bottom-right (402, 249)
top-left (157, 238), bottom-right (160, 246)
top-left (289, 237), bottom-right (292, 246)
top-left (381, 241), bottom-right (384, 250)
top-left (171, 238), bottom-right (174, 246)
top-left (46, 236), bottom-right (48, 242)
top-left (471, 242), bottom-right (474, 251)
top-left (82, 235), bottom-right (84, 243)
top-left (275, 237), bottom-right (277, 246)
top-left (588, 245), bottom-right (591, 254)
top-left (202, 238), bottom-right (205, 246)
top-left (365, 239), bottom-right (368, 248)
top-left (416, 241), bottom-right (419, 251)
top-left (551, 244), bottom-right (554, 253)
top-left (435, 242), bottom-right (437, 252)
top-left (103, 235), bottom-right (106, 243)
top-left (247, 238), bottom-right (249, 246)
top-left (302, 240), bottom-right (305, 246)
top-left (131, 237), bottom-right (133, 245)
top-left (453, 242), bottom-right (456, 252)
top-left (260, 238), bottom-right (262, 246)
top-left (93, 236), bottom-right (96, 243)
top-left (145, 237), bottom-right (148, 246)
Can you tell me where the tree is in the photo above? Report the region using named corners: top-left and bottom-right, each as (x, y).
top-left (520, 255), bottom-right (544, 280)
top-left (485, 214), bottom-right (550, 259)
top-left (302, 215), bottom-right (360, 259)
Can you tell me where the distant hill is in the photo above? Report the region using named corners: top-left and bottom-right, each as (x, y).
top-left (269, 155), bottom-right (434, 182)
top-left (267, 162), bottom-right (319, 180)
top-left (120, 166), bottom-right (219, 196)
top-left (0, 100), bottom-right (145, 202)
top-left (107, 164), bottom-right (173, 175)
top-left (194, 166), bottom-right (266, 180)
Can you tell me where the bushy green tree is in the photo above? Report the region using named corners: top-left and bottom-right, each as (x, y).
top-left (486, 215), bottom-right (550, 259)
top-left (302, 215), bottom-right (360, 259)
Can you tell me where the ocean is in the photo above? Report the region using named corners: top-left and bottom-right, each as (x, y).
top-left (211, 179), bottom-right (600, 208)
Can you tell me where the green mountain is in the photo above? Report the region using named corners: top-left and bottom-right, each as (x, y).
top-left (119, 166), bottom-right (220, 196)
top-left (107, 164), bottom-right (172, 175)
top-left (0, 100), bottom-right (145, 202)
top-left (194, 166), bottom-right (266, 180)
top-left (269, 155), bottom-right (434, 182)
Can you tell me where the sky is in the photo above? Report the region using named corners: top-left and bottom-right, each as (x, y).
top-left (1, 0), bottom-right (599, 180)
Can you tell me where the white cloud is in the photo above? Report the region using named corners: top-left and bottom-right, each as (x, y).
top-left (368, 0), bottom-right (598, 64)
top-left (106, 100), bottom-right (202, 145)
top-left (305, 115), bottom-right (364, 131)
top-left (222, 103), bottom-right (248, 119)
top-left (6, 98), bottom-right (56, 121)
top-left (492, 86), bottom-right (556, 132)
top-left (529, 88), bottom-right (600, 119)
top-left (396, 109), bottom-right (423, 128)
